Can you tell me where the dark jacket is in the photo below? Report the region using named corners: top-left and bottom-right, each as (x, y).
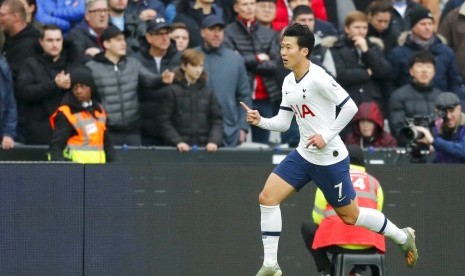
top-left (0, 56), bottom-right (17, 139)
top-left (158, 69), bottom-right (223, 146)
top-left (367, 24), bottom-right (399, 54)
top-left (16, 41), bottom-right (82, 144)
top-left (85, 53), bottom-right (159, 132)
top-left (432, 112), bottom-right (465, 163)
top-left (329, 35), bottom-right (391, 110)
top-left (66, 20), bottom-right (102, 59)
top-left (389, 0), bottom-right (425, 37)
top-left (2, 24), bottom-right (41, 79)
top-left (387, 32), bottom-right (463, 95)
top-left (133, 41), bottom-right (181, 141)
top-left (223, 19), bottom-right (281, 102)
top-left (49, 92), bottom-right (117, 162)
top-left (345, 101), bottom-right (397, 148)
top-left (389, 80), bottom-right (442, 143)
top-left (173, 1), bottom-right (224, 48)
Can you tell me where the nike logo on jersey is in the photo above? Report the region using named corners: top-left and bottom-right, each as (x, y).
top-left (337, 195), bottom-right (347, 202)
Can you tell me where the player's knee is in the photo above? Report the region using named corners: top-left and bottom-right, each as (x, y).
top-left (339, 214), bottom-right (358, 225)
top-left (258, 192), bottom-right (276, 205)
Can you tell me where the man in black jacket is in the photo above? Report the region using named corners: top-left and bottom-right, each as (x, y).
top-left (134, 18), bottom-right (181, 146)
top-left (17, 25), bottom-right (82, 145)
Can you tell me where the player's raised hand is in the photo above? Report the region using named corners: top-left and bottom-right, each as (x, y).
top-left (240, 102), bottom-right (261, 126)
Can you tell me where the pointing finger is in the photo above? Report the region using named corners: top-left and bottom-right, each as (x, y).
top-left (240, 102), bottom-right (252, 111)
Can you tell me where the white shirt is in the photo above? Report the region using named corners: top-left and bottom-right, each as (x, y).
top-left (259, 63), bottom-right (358, 165)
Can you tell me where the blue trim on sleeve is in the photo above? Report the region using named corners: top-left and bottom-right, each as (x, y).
top-left (337, 96), bottom-right (350, 109)
top-left (280, 106), bottom-right (293, 112)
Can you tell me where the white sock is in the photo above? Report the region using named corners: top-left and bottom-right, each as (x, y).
top-left (356, 207), bottom-right (407, 245)
top-left (260, 204), bottom-right (281, 267)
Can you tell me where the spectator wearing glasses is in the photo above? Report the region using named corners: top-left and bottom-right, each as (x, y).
top-left (67, 0), bottom-right (110, 59)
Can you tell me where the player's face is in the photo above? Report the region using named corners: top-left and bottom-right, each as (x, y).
top-left (368, 12), bottom-right (391, 33)
top-left (409, 62), bottom-right (435, 86)
top-left (280, 36), bottom-right (308, 69)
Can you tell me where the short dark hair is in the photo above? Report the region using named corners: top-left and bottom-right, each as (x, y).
top-left (365, 0), bottom-right (393, 15)
top-left (40, 24), bottom-right (62, 39)
top-left (408, 50), bottom-right (436, 68)
top-left (292, 5), bottom-right (314, 20)
top-left (282, 23), bottom-right (315, 58)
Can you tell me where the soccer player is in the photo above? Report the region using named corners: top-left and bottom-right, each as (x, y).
top-left (240, 23), bottom-right (418, 276)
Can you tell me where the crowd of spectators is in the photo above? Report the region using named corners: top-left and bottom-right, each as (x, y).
top-left (0, 0), bottom-right (464, 162)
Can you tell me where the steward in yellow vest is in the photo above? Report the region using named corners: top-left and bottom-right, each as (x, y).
top-left (49, 67), bottom-right (116, 163)
top-left (301, 145), bottom-right (385, 276)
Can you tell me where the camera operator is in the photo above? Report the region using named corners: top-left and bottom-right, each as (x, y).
top-left (414, 92), bottom-right (465, 163)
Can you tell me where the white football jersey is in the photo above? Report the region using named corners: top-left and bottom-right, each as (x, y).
top-left (281, 63), bottom-right (350, 165)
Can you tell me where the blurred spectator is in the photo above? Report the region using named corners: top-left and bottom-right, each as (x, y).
top-left (17, 25), bottom-right (82, 145)
top-left (366, 0), bottom-right (399, 53)
top-left (438, 2), bottom-right (465, 81)
top-left (0, 0), bottom-right (40, 142)
top-left (134, 18), bottom-right (181, 146)
top-left (49, 66), bottom-right (117, 163)
top-left (389, 0), bottom-right (425, 37)
top-left (255, 0), bottom-right (277, 29)
top-left (413, 92), bottom-right (465, 163)
top-left (389, 51), bottom-right (443, 145)
top-left (0, 55), bottom-right (16, 150)
top-left (387, 6), bottom-right (463, 95)
top-left (108, 0), bottom-right (145, 54)
top-left (269, 0), bottom-right (288, 31)
top-left (291, 5), bottom-right (336, 74)
top-left (85, 26), bottom-right (160, 145)
top-left (287, 0), bottom-right (338, 38)
top-left (345, 101), bottom-right (397, 148)
top-left (440, 0), bottom-right (464, 23)
top-left (35, 0), bottom-right (85, 32)
top-left (216, 0), bottom-right (235, 24)
top-left (126, 0), bottom-right (166, 22)
top-left (0, 0), bottom-right (40, 80)
top-left (66, 0), bottom-right (109, 59)
top-left (170, 22), bottom-right (189, 51)
top-left (329, 11), bottom-right (391, 115)
top-left (198, 15), bottom-right (252, 147)
top-left (173, 0), bottom-right (224, 48)
top-left (301, 144), bottom-right (386, 276)
top-left (158, 49), bottom-right (223, 152)
top-left (19, 0), bottom-right (42, 31)
top-left (224, 0), bottom-right (280, 144)
top-left (413, 0), bottom-right (441, 29)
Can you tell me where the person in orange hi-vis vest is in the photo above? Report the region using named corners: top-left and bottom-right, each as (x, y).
top-left (301, 145), bottom-right (385, 276)
top-left (49, 66), bottom-right (117, 163)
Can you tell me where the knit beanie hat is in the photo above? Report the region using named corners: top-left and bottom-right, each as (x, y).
top-left (409, 6), bottom-right (434, 27)
top-left (70, 67), bottom-right (97, 93)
